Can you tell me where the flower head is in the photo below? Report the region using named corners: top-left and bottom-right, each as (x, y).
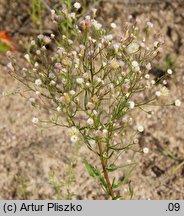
top-left (74, 2), bottom-right (81, 10)
top-left (174, 99), bottom-right (181, 107)
top-left (32, 116), bottom-right (39, 124)
top-left (24, 54), bottom-right (30, 62)
top-left (7, 62), bottom-right (14, 71)
top-left (137, 125), bottom-right (144, 132)
top-left (143, 147), bottom-right (149, 154)
top-left (70, 135), bottom-right (78, 143)
top-left (92, 20), bottom-right (102, 30)
top-left (76, 77), bottom-right (84, 84)
top-left (131, 60), bottom-right (140, 72)
top-left (35, 79), bottom-right (42, 86)
top-left (87, 118), bottom-right (94, 125)
top-left (128, 101), bottom-right (135, 109)
top-left (167, 69), bottom-right (173, 75)
top-left (110, 23), bottom-right (117, 29)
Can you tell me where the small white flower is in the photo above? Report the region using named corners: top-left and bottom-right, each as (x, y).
top-left (103, 129), bottom-right (108, 134)
top-left (88, 139), bottom-right (96, 145)
top-left (163, 80), bottom-right (167, 85)
top-left (126, 42), bottom-right (139, 54)
top-left (85, 15), bottom-right (91, 20)
top-left (68, 39), bottom-right (73, 45)
top-left (35, 79), bottom-right (42, 86)
top-left (50, 9), bottom-right (56, 19)
top-left (51, 34), bottom-right (55, 38)
top-left (35, 91), bottom-right (40, 95)
top-left (36, 50), bottom-right (41, 55)
top-left (147, 21), bottom-right (153, 28)
top-left (104, 34), bottom-right (113, 41)
top-left (69, 90), bottom-right (76, 95)
top-left (96, 77), bottom-right (102, 83)
top-left (56, 106), bottom-right (61, 112)
top-left (42, 46), bottom-right (46, 51)
top-left (69, 127), bottom-right (79, 136)
top-left (7, 62), bottom-right (14, 71)
top-left (174, 99), bottom-right (181, 107)
top-left (143, 147), bottom-right (149, 154)
top-left (49, 72), bottom-right (55, 79)
top-left (70, 135), bottom-right (78, 143)
top-left (29, 97), bottom-right (36, 103)
top-left (43, 36), bottom-right (51, 44)
top-left (145, 74), bottom-right (150, 79)
top-left (110, 22), bottom-right (117, 29)
top-left (87, 118), bottom-right (94, 125)
top-left (155, 91), bottom-right (161, 97)
top-left (31, 40), bottom-right (36, 46)
top-left (68, 12), bottom-right (76, 19)
top-left (87, 102), bottom-right (95, 110)
top-left (153, 41), bottom-right (159, 47)
top-left (128, 101), bottom-right (135, 109)
top-left (161, 86), bottom-right (169, 96)
top-left (50, 80), bottom-right (56, 86)
top-left (146, 62), bottom-right (152, 70)
top-left (74, 2), bottom-right (81, 9)
top-left (76, 77), bottom-right (84, 84)
top-left (133, 138), bottom-right (139, 144)
top-left (86, 82), bottom-right (91, 87)
top-left (167, 69), bottom-right (173, 75)
top-left (113, 43), bottom-right (120, 52)
top-left (132, 61), bottom-right (139, 67)
top-left (91, 8), bottom-right (97, 17)
top-left (93, 110), bottom-right (98, 116)
top-left (32, 117), bottom-right (39, 124)
top-left (34, 62), bottom-right (39, 67)
top-left (92, 20), bottom-right (102, 30)
top-left (24, 54), bottom-right (30, 62)
top-left (37, 34), bottom-right (44, 40)
top-left (137, 125), bottom-right (144, 132)
top-left (72, 51), bottom-right (77, 56)
top-left (151, 80), bottom-right (156, 85)
top-left (131, 60), bottom-right (140, 72)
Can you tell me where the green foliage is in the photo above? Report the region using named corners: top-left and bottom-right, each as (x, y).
top-left (164, 54), bottom-right (175, 69)
top-left (48, 166), bottom-right (75, 200)
top-left (30, 0), bottom-right (43, 33)
top-left (15, 176), bottom-right (31, 199)
top-left (0, 43), bottom-right (9, 53)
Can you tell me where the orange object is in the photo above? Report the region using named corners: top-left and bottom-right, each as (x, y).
top-left (0, 31), bottom-right (15, 51)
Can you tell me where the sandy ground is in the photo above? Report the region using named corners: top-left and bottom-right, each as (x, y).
top-left (0, 0), bottom-right (184, 199)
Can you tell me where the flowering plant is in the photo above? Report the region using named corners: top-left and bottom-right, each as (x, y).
top-left (7, 3), bottom-right (181, 199)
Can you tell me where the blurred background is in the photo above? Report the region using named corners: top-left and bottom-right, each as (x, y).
top-left (0, 0), bottom-right (183, 199)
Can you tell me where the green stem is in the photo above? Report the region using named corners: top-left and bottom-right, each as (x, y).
top-left (97, 142), bottom-right (115, 199)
